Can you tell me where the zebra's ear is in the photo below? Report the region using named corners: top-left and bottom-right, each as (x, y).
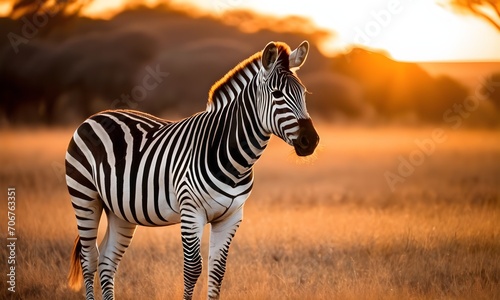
top-left (289, 41), bottom-right (309, 71)
top-left (261, 42), bottom-right (279, 72)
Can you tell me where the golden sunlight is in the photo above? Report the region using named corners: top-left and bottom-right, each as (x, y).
top-left (0, 1), bottom-right (12, 15)
top-left (177, 0), bottom-right (500, 62)
top-left (82, 0), bottom-right (124, 17)
top-left (355, 0), bottom-right (500, 61)
top-left (2, 0), bottom-right (500, 61)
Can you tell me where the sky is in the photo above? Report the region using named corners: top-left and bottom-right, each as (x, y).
top-left (177, 0), bottom-right (500, 62)
top-left (3, 0), bottom-right (500, 62)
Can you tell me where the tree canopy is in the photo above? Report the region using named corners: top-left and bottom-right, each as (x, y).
top-left (444, 0), bottom-right (500, 31)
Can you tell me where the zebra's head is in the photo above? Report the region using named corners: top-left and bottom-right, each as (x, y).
top-left (258, 41), bottom-right (319, 157)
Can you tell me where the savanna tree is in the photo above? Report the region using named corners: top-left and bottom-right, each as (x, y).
top-left (9, 0), bottom-right (93, 19)
top-left (443, 0), bottom-right (500, 31)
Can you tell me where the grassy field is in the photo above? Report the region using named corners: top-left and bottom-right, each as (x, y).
top-left (0, 125), bottom-right (499, 299)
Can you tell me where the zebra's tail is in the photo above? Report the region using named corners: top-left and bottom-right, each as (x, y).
top-left (68, 235), bottom-right (83, 291)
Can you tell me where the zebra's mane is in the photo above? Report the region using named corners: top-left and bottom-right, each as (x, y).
top-left (206, 42), bottom-right (291, 112)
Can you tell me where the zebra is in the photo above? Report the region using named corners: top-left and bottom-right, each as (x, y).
top-left (66, 40), bottom-right (319, 300)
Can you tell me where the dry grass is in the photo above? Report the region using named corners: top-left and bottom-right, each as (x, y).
top-left (0, 125), bottom-right (499, 299)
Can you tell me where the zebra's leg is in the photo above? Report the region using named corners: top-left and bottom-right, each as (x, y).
top-left (72, 196), bottom-right (103, 300)
top-left (98, 211), bottom-right (137, 300)
top-left (207, 208), bottom-right (243, 300)
top-left (180, 208), bottom-right (206, 300)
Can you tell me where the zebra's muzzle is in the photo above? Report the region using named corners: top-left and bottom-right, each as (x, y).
top-left (293, 118), bottom-right (319, 156)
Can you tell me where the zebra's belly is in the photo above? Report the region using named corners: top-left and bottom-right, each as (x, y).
top-left (135, 213), bottom-right (181, 227)
top-left (101, 184), bottom-right (250, 226)
top-left (102, 191), bottom-right (182, 227)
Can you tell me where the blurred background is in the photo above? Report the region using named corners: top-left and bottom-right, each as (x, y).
top-left (0, 0), bottom-right (499, 126)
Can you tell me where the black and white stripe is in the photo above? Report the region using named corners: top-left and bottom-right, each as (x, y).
top-left (66, 41), bottom-right (319, 300)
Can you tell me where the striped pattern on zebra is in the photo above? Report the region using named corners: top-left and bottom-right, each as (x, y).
top-left (66, 40), bottom-right (319, 300)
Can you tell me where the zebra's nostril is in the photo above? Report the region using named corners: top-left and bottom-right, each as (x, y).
top-left (300, 136), bottom-right (309, 148)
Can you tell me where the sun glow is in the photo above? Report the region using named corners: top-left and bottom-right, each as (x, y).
top-left (82, 0), bottom-right (125, 18)
top-left (351, 0), bottom-right (500, 61)
top-left (2, 0), bottom-right (500, 62)
top-left (176, 0), bottom-right (500, 62)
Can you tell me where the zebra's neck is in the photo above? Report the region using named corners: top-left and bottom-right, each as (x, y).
top-left (207, 98), bottom-right (270, 187)
top-left (206, 53), bottom-right (261, 113)
top-left (204, 52), bottom-right (271, 186)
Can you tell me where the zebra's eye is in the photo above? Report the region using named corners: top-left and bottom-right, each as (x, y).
top-left (272, 90), bottom-right (284, 98)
